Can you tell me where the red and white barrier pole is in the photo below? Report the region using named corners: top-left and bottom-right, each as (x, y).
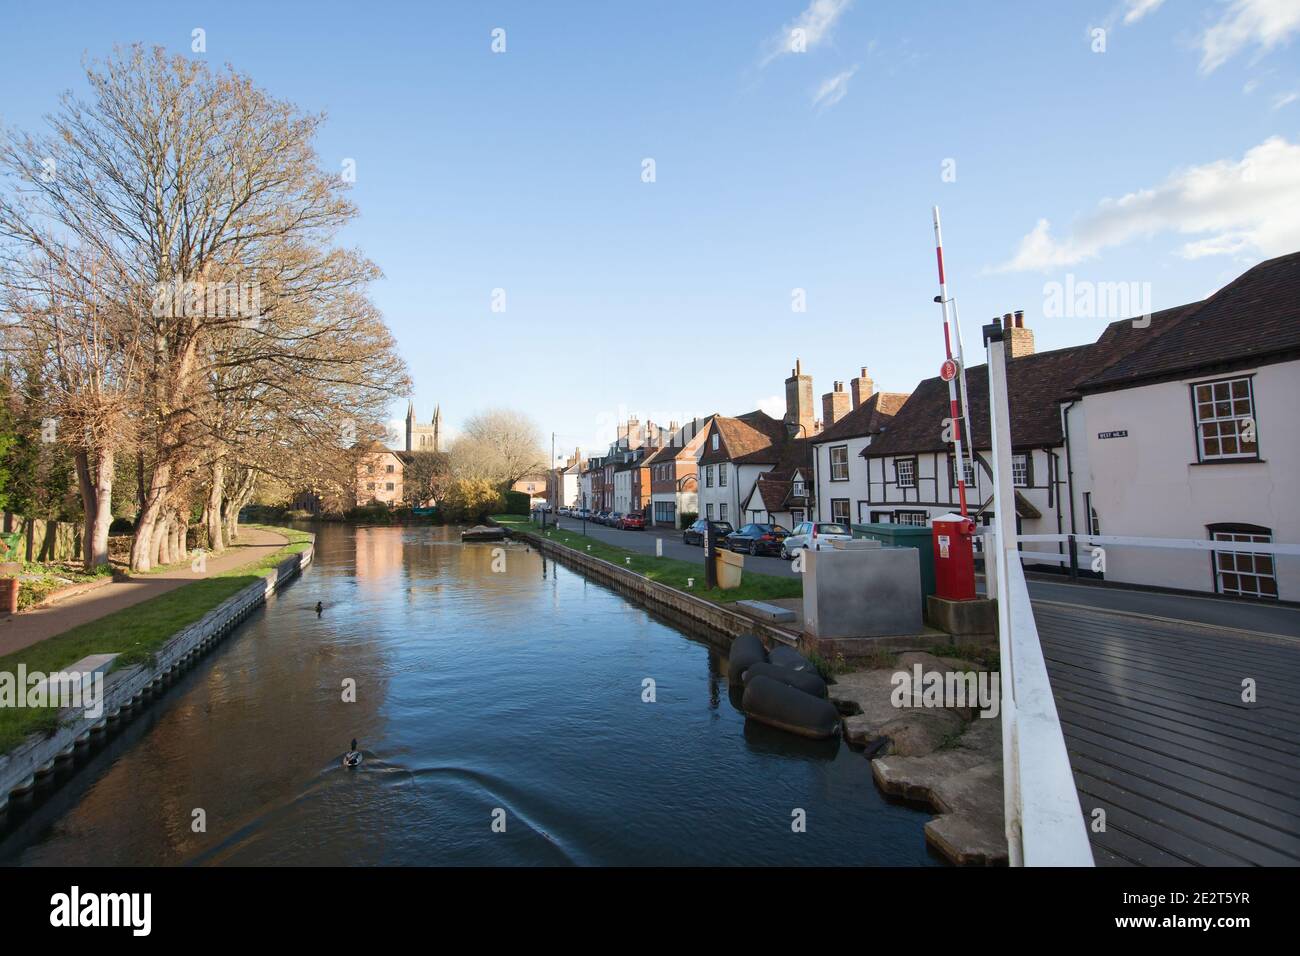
top-left (933, 205), bottom-right (969, 517)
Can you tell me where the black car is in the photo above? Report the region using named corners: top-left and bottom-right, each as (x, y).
top-left (725, 523), bottom-right (790, 556)
top-left (682, 519), bottom-right (734, 547)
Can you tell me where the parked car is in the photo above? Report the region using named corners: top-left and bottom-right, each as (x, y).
top-left (780, 521), bottom-right (854, 558)
top-left (607, 512), bottom-right (623, 527)
top-left (618, 511), bottom-right (645, 530)
top-left (682, 519), bottom-right (734, 547)
top-left (595, 510), bottom-right (612, 525)
top-left (725, 523), bottom-right (790, 556)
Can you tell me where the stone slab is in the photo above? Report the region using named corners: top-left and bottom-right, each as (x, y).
top-left (735, 600), bottom-right (797, 623)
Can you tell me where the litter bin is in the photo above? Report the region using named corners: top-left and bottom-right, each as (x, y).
top-left (851, 522), bottom-right (936, 598)
top-left (715, 549), bottom-right (744, 590)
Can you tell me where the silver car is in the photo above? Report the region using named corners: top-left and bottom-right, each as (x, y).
top-left (780, 521), bottom-right (854, 559)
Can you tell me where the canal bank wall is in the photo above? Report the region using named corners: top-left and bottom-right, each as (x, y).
top-left (507, 527), bottom-right (800, 650)
top-left (0, 542), bottom-right (314, 812)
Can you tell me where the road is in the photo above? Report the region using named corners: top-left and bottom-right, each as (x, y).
top-left (552, 515), bottom-right (798, 577)
top-left (553, 515), bottom-right (1300, 637)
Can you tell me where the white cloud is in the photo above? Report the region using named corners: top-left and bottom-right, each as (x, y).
top-left (1200, 0), bottom-right (1300, 73)
top-left (761, 0), bottom-right (853, 66)
top-left (994, 136), bottom-right (1300, 271)
top-left (755, 394), bottom-right (785, 418)
top-left (812, 65), bottom-right (858, 111)
top-left (1122, 0), bottom-right (1165, 25)
top-left (1272, 90), bottom-right (1299, 109)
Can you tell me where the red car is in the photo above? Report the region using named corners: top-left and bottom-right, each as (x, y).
top-left (617, 512), bottom-right (645, 530)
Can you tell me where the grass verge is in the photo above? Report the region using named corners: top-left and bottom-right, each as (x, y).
top-left (492, 515), bottom-right (801, 605)
top-left (0, 524), bottom-right (312, 754)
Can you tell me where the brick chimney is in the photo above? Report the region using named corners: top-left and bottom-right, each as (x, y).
top-left (784, 359), bottom-right (816, 438)
top-left (822, 381), bottom-right (850, 426)
top-left (1003, 310), bottom-right (1035, 359)
top-left (850, 366), bottom-right (875, 409)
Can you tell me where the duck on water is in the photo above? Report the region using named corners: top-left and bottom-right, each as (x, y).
top-left (343, 740), bottom-right (362, 768)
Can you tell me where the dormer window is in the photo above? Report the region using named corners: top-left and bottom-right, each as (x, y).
top-left (793, 479), bottom-right (806, 497)
top-left (712, 433), bottom-right (719, 451)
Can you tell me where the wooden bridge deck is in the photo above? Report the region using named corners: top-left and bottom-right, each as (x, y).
top-left (1034, 604), bottom-right (1300, 867)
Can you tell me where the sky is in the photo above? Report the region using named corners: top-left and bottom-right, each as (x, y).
top-left (1, 0), bottom-right (1297, 462)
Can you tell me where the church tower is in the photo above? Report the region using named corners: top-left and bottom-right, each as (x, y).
top-left (405, 401), bottom-right (442, 452)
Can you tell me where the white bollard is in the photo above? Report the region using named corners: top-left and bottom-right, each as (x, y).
top-left (656, 538), bottom-right (662, 558)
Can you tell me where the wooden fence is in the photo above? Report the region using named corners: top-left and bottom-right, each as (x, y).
top-left (0, 513), bottom-right (83, 563)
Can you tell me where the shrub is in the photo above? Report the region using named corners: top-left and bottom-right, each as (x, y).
top-left (441, 479), bottom-right (504, 523)
top-left (502, 489), bottom-right (530, 515)
top-left (679, 511), bottom-right (697, 529)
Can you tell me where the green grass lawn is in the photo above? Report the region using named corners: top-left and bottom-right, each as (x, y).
top-left (0, 525), bottom-right (313, 754)
top-left (492, 514), bottom-right (802, 605)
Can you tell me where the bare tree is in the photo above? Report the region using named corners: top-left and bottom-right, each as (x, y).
top-left (0, 45), bottom-right (407, 568)
top-left (450, 408), bottom-right (547, 488)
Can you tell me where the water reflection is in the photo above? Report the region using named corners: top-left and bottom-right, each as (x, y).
top-left (1, 524), bottom-right (935, 866)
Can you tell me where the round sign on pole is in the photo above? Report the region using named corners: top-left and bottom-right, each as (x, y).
top-left (940, 359), bottom-right (958, 382)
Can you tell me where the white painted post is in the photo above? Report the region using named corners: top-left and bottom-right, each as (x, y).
top-left (985, 320), bottom-right (1022, 866)
top-left (985, 318), bottom-right (1094, 867)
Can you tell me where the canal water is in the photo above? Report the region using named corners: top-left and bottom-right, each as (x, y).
top-left (0, 524), bottom-right (935, 866)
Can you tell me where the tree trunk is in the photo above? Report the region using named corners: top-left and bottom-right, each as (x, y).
top-left (74, 451), bottom-right (96, 570)
top-left (89, 449), bottom-right (114, 569)
top-left (154, 511), bottom-right (171, 567)
top-left (74, 448), bottom-right (115, 571)
top-left (206, 458), bottom-right (226, 554)
top-left (131, 456), bottom-right (173, 571)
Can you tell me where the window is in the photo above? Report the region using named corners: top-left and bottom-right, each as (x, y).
top-left (830, 445), bottom-right (850, 481)
top-left (386, 464), bottom-right (395, 474)
top-left (1193, 377), bottom-right (1258, 461)
top-left (1011, 453), bottom-right (1030, 487)
top-left (386, 482), bottom-right (395, 491)
top-left (712, 433), bottom-right (719, 451)
top-left (894, 510), bottom-right (929, 526)
top-left (950, 456), bottom-right (976, 488)
top-left (793, 479), bottom-right (806, 497)
top-left (719, 466), bottom-right (727, 487)
top-left (1210, 525), bottom-right (1277, 599)
top-left (831, 499), bottom-right (850, 523)
top-left (705, 466), bottom-right (713, 488)
top-left (366, 482), bottom-right (375, 491)
top-left (1084, 493), bottom-right (1101, 536)
top-left (791, 509), bottom-right (805, 525)
top-left (895, 458), bottom-right (916, 488)
top-left (706, 503), bottom-right (714, 519)
top-left (719, 503), bottom-right (728, 521)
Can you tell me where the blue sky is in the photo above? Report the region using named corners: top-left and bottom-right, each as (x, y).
top-left (2, 1), bottom-right (1297, 460)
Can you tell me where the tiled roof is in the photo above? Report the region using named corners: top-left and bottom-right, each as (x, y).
top-left (864, 328), bottom-right (1150, 457)
top-left (812, 390), bottom-right (911, 443)
top-left (699, 409), bottom-right (788, 465)
top-left (1078, 251), bottom-right (1300, 391)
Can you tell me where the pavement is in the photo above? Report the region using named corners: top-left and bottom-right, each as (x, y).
top-left (0, 527), bottom-right (289, 656)
top-left (553, 515), bottom-right (1300, 638)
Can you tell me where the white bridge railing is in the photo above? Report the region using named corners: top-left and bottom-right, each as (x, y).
top-left (983, 322), bottom-right (1094, 867)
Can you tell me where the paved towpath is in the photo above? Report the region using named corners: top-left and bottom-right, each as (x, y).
top-left (0, 527), bottom-right (288, 657)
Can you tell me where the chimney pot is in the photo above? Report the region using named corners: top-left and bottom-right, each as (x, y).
top-left (1002, 313), bottom-right (1013, 330)
top-left (1014, 309), bottom-right (1025, 329)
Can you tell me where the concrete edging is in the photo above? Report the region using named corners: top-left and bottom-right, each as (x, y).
top-left (0, 541), bottom-right (314, 810)
top-left (509, 528), bottom-right (800, 649)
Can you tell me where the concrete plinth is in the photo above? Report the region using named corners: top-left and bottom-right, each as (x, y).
top-left (926, 595), bottom-right (997, 644)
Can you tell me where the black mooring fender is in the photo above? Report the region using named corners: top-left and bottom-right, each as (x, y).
top-left (741, 674), bottom-right (841, 739)
top-left (742, 660), bottom-right (828, 698)
top-left (726, 633), bottom-right (767, 684)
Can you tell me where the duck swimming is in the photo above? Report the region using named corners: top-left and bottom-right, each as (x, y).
top-left (343, 738), bottom-right (362, 767)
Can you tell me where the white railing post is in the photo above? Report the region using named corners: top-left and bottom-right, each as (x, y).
top-left (984, 318), bottom-right (1093, 867)
top-left (984, 320), bottom-right (1022, 865)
